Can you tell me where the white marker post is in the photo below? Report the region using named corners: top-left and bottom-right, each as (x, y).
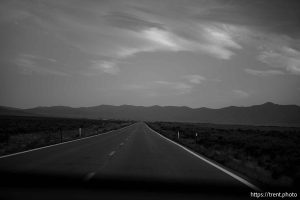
top-left (60, 128), bottom-right (63, 143)
top-left (195, 132), bottom-right (198, 143)
top-left (177, 131), bottom-right (180, 140)
top-left (79, 128), bottom-right (82, 138)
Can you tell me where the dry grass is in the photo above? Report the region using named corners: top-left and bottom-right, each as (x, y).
top-left (0, 116), bottom-right (133, 156)
top-left (147, 121), bottom-right (300, 189)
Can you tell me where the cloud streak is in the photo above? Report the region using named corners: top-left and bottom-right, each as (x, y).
top-left (123, 80), bottom-right (193, 97)
top-left (183, 74), bottom-right (207, 84)
top-left (136, 24), bottom-right (242, 60)
top-left (90, 60), bottom-right (120, 75)
top-left (245, 68), bottom-right (285, 76)
top-left (258, 47), bottom-right (300, 75)
top-left (3, 0), bottom-right (285, 76)
top-left (2, 0), bottom-right (300, 76)
top-left (232, 89), bottom-right (250, 98)
top-left (14, 54), bottom-right (69, 76)
top-left (123, 73), bottom-right (217, 97)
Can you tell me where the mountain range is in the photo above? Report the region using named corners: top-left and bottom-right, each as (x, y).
top-left (1, 102), bottom-right (300, 126)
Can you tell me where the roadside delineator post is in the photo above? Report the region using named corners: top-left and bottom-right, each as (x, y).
top-left (177, 131), bottom-right (180, 140)
top-left (79, 128), bottom-right (82, 138)
top-left (195, 132), bottom-right (198, 144)
top-left (60, 128), bottom-right (63, 143)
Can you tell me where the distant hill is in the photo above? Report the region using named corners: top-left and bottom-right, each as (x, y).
top-left (1, 102), bottom-right (300, 126)
top-left (0, 106), bottom-right (39, 117)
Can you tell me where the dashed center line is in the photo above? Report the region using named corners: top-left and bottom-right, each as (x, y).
top-left (109, 151), bottom-right (116, 156)
top-left (84, 172), bottom-right (96, 181)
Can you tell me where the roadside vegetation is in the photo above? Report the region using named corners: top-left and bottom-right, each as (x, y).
top-left (0, 115), bottom-right (134, 156)
top-left (147, 121), bottom-right (300, 189)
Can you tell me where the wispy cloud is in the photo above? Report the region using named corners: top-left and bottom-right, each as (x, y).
top-left (103, 11), bottom-right (164, 32)
top-left (101, 24), bottom-right (243, 71)
top-left (154, 81), bottom-right (193, 95)
top-left (136, 24), bottom-right (242, 60)
top-left (183, 74), bottom-right (221, 84)
top-left (197, 24), bottom-right (242, 59)
top-left (258, 47), bottom-right (300, 75)
top-left (245, 68), bottom-right (285, 76)
top-left (141, 28), bottom-right (182, 51)
top-left (232, 89), bottom-right (250, 98)
top-left (1, 1), bottom-right (246, 76)
top-left (220, 24), bottom-right (300, 76)
top-left (123, 80), bottom-right (193, 97)
top-left (14, 54), bottom-right (68, 76)
top-left (123, 73), bottom-right (221, 97)
top-left (90, 60), bottom-right (120, 75)
top-left (2, 0), bottom-right (300, 76)
top-left (183, 74), bottom-right (207, 84)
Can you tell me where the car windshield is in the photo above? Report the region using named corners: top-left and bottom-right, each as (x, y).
top-left (1, 1), bottom-right (300, 200)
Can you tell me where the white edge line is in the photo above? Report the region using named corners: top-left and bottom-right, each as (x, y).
top-left (145, 123), bottom-right (261, 192)
top-left (0, 123), bottom-right (137, 159)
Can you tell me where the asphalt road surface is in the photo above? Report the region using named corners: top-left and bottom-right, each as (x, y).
top-left (0, 122), bottom-right (258, 199)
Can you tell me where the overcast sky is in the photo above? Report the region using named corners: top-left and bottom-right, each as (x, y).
top-left (0, 0), bottom-right (300, 108)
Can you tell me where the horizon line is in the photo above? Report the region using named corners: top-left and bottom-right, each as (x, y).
top-left (1, 101), bottom-right (299, 110)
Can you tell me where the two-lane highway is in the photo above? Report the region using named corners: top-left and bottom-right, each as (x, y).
top-left (0, 122), bottom-right (259, 199)
top-left (97, 123), bottom-right (248, 185)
